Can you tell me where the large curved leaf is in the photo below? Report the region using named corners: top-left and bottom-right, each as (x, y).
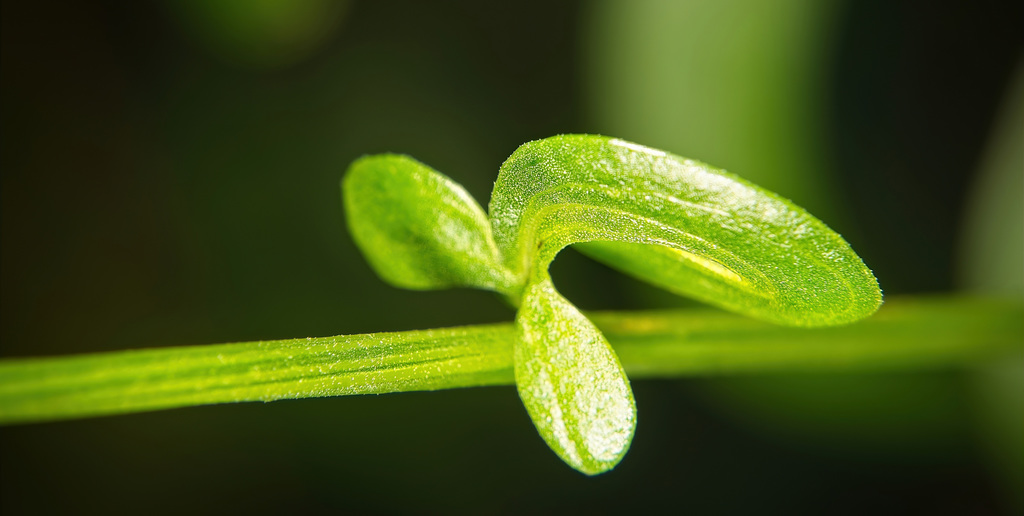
top-left (490, 135), bottom-right (881, 326)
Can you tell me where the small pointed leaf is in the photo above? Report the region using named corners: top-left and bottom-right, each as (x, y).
top-left (343, 154), bottom-right (513, 292)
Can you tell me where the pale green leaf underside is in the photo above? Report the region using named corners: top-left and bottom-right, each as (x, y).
top-left (1, 296), bottom-right (1020, 426)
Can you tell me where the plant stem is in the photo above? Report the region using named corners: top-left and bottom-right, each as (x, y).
top-left (1, 296), bottom-right (1020, 425)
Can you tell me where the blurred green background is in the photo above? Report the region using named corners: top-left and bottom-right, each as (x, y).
top-left (1, 0), bottom-right (1020, 514)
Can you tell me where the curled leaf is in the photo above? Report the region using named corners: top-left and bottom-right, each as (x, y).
top-left (490, 135), bottom-right (881, 326)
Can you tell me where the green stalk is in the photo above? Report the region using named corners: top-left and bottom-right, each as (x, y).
top-left (1, 295), bottom-right (1020, 425)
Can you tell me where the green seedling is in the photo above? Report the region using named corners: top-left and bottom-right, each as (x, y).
top-left (344, 134), bottom-right (880, 474)
top-left (6, 135), bottom-right (1017, 476)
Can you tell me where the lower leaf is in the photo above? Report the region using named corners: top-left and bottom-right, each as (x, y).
top-left (513, 278), bottom-right (636, 475)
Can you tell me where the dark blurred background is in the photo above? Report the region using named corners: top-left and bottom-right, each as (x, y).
top-left (1, 1), bottom-right (1021, 514)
